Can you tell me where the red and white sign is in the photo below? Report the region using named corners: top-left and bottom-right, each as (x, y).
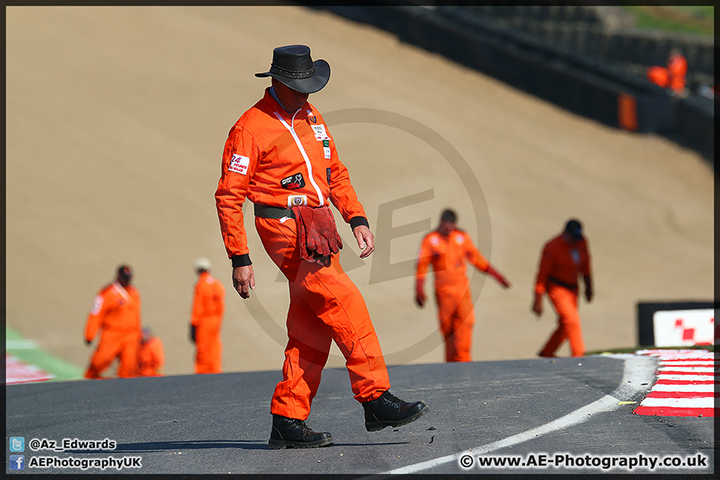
top-left (633, 349), bottom-right (716, 417)
top-left (5, 354), bottom-right (55, 385)
top-left (652, 309), bottom-right (715, 347)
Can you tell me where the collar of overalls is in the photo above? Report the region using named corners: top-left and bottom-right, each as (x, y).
top-left (269, 86), bottom-right (301, 116)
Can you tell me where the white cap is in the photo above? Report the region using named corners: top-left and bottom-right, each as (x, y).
top-left (194, 257), bottom-right (211, 272)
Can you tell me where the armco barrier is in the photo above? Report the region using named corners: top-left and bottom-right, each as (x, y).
top-left (458, 4), bottom-right (713, 82)
top-left (410, 5), bottom-right (670, 132)
top-left (314, 5), bottom-right (713, 160)
top-left (674, 95), bottom-right (715, 161)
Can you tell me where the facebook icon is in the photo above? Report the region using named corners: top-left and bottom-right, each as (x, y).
top-left (9, 455), bottom-right (25, 470)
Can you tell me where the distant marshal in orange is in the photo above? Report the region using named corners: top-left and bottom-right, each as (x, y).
top-left (190, 257), bottom-right (225, 374)
top-left (137, 327), bottom-right (164, 377)
top-left (84, 265), bottom-right (142, 379)
top-left (532, 219), bottom-right (593, 357)
top-left (416, 209), bottom-right (511, 362)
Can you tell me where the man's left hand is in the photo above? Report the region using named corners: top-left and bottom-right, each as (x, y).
top-left (353, 225), bottom-right (375, 258)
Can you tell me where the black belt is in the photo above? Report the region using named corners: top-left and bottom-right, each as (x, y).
top-left (254, 203), bottom-right (295, 219)
top-left (548, 276), bottom-right (578, 290)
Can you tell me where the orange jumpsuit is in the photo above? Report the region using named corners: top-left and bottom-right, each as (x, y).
top-left (647, 66), bottom-right (670, 89)
top-left (667, 53), bottom-right (687, 94)
top-left (534, 234), bottom-right (591, 357)
top-left (215, 88), bottom-right (391, 420)
top-left (416, 229), bottom-right (490, 362)
top-left (84, 282), bottom-right (142, 378)
top-left (191, 271), bottom-right (226, 374)
top-left (646, 53), bottom-right (687, 94)
top-left (138, 336), bottom-right (164, 376)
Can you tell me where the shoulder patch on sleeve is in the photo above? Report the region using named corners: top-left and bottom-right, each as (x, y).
top-left (229, 154), bottom-right (250, 175)
top-left (91, 295), bottom-right (104, 315)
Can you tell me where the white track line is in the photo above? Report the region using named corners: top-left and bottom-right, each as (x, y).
top-left (378, 354), bottom-right (656, 475)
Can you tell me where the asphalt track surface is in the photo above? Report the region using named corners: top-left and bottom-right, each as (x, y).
top-left (5, 355), bottom-right (715, 476)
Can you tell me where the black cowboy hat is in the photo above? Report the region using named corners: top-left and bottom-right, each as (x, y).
top-left (255, 45), bottom-right (330, 94)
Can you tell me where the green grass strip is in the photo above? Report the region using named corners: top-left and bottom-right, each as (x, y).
top-left (5, 327), bottom-right (84, 382)
top-left (620, 6), bottom-right (714, 37)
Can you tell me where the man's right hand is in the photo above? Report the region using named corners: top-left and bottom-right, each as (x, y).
top-left (232, 265), bottom-right (256, 299)
top-left (532, 293), bottom-right (543, 317)
top-left (415, 278), bottom-right (426, 307)
top-left (353, 225), bottom-right (375, 259)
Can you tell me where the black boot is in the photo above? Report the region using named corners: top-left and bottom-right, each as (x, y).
top-left (268, 414), bottom-right (334, 449)
top-left (363, 390), bottom-right (429, 432)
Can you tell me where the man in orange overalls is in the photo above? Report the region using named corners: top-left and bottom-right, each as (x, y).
top-left (190, 257), bottom-right (225, 374)
top-left (532, 219), bottom-right (593, 357)
top-left (416, 209), bottom-right (511, 362)
top-left (646, 49), bottom-right (687, 96)
top-left (666, 49), bottom-right (688, 95)
top-left (84, 265), bottom-right (142, 379)
top-left (137, 327), bottom-right (164, 377)
top-left (215, 45), bottom-right (428, 449)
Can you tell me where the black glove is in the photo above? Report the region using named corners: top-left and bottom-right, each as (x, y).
top-left (190, 325), bottom-right (196, 343)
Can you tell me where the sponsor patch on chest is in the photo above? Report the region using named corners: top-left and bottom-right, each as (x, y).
top-left (311, 124), bottom-right (329, 140)
top-left (229, 154), bottom-right (250, 175)
top-left (281, 173), bottom-right (306, 190)
top-left (571, 248), bottom-right (580, 265)
top-left (287, 195), bottom-right (308, 207)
